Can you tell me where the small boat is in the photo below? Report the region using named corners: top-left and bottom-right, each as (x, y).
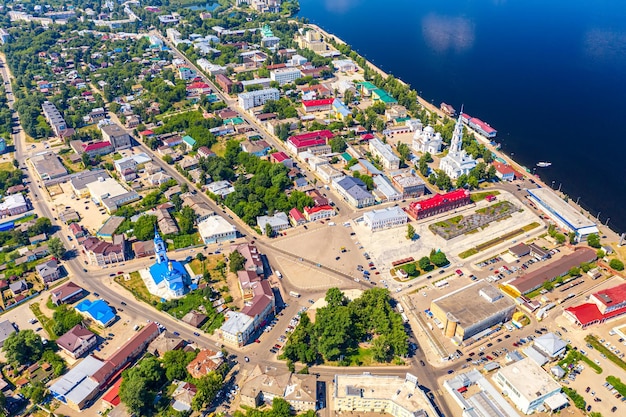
top-left (536, 162), bottom-right (552, 167)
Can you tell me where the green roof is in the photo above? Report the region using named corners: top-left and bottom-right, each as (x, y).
top-left (396, 117), bottom-right (411, 123)
top-left (356, 81), bottom-right (377, 91)
top-left (182, 135), bottom-right (196, 146)
top-left (372, 89), bottom-right (397, 104)
top-left (341, 152), bottom-right (353, 161)
top-left (224, 117), bottom-right (244, 125)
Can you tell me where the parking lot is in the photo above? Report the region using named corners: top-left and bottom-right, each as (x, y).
top-left (50, 182), bottom-right (110, 234)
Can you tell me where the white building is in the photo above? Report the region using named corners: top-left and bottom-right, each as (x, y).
top-left (219, 311), bottom-right (254, 347)
top-left (494, 357), bottom-right (564, 414)
top-left (270, 67), bottom-right (302, 85)
top-left (196, 58), bottom-right (226, 75)
top-left (363, 206), bottom-right (408, 231)
top-left (412, 121), bottom-right (443, 155)
top-left (257, 212), bottom-right (290, 235)
top-left (238, 88), bottom-right (280, 110)
top-left (369, 138), bottom-right (400, 170)
top-left (198, 215), bottom-right (237, 244)
top-left (439, 114), bottom-right (476, 179)
top-left (332, 59), bottom-right (357, 72)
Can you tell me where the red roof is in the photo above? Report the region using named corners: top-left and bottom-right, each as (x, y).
top-left (140, 130), bottom-right (154, 136)
top-left (409, 190), bottom-right (470, 212)
top-left (289, 208), bottom-right (306, 222)
top-left (566, 303), bottom-right (626, 326)
top-left (471, 117), bottom-right (497, 134)
top-left (288, 130), bottom-right (334, 149)
top-left (102, 378), bottom-right (122, 406)
top-left (187, 81), bottom-right (210, 90)
top-left (69, 222), bottom-right (82, 234)
top-left (271, 151), bottom-right (290, 162)
top-left (592, 283), bottom-right (626, 308)
top-left (83, 141), bottom-right (112, 152)
top-left (302, 98), bottom-right (334, 108)
top-left (304, 205), bottom-right (334, 214)
top-left (493, 161), bottom-right (516, 175)
top-left (361, 133), bottom-right (375, 140)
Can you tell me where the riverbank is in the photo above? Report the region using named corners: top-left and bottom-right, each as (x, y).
top-left (307, 23), bottom-right (622, 248)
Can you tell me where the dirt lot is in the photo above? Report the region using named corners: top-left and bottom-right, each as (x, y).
top-left (51, 182), bottom-right (110, 234)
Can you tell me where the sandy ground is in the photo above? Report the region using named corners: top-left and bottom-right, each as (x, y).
top-left (272, 254), bottom-right (343, 290)
top-left (51, 182), bottom-right (110, 234)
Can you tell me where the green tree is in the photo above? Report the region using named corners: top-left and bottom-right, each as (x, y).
top-left (543, 280), bottom-right (554, 291)
top-left (554, 233), bottom-right (566, 244)
top-left (48, 237), bottom-right (66, 260)
top-left (81, 152), bottom-right (91, 168)
top-left (192, 371), bottom-right (224, 411)
top-left (178, 206), bottom-right (196, 235)
top-left (134, 215), bottom-right (157, 241)
top-left (265, 223), bottom-right (273, 237)
top-left (396, 142), bottom-right (411, 161)
top-left (568, 267), bottom-right (581, 276)
top-left (418, 256), bottom-right (431, 271)
top-left (587, 233), bottom-right (601, 248)
top-left (610, 259), bottom-right (625, 271)
top-left (162, 350), bottom-right (196, 381)
top-left (52, 305), bottom-right (84, 336)
top-left (2, 330), bottom-right (44, 365)
top-left (325, 288), bottom-right (347, 308)
top-left (429, 250), bottom-right (449, 267)
top-left (23, 381), bottom-right (46, 404)
top-left (406, 224), bottom-right (415, 240)
top-left (568, 232), bottom-right (577, 244)
top-left (196, 252), bottom-right (206, 262)
top-left (371, 335), bottom-right (391, 362)
top-left (330, 137), bottom-right (347, 153)
top-left (229, 250), bottom-right (246, 273)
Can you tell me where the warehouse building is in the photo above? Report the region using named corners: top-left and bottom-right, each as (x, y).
top-left (430, 280), bottom-right (516, 342)
top-left (527, 187), bottom-right (599, 242)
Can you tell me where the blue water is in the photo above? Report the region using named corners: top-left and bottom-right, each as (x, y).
top-left (187, 2), bottom-right (219, 11)
top-left (298, 0), bottom-right (626, 233)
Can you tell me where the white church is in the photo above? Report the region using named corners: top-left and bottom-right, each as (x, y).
top-left (439, 114), bottom-right (477, 179)
top-left (411, 120), bottom-right (444, 155)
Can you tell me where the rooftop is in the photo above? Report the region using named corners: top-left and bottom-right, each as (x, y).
top-left (363, 206), bottom-right (407, 223)
top-left (432, 280), bottom-right (516, 329)
top-left (221, 311), bottom-right (254, 335)
top-left (496, 357), bottom-right (561, 401)
top-left (528, 188), bottom-right (598, 232)
top-left (370, 138), bottom-right (400, 163)
top-left (409, 189), bottom-right (470, 212)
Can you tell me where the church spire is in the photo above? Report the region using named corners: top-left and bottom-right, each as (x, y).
top-left (154, 226), bottom-right (168, 264)
top-left (449, 113), bottom-right (464, 154)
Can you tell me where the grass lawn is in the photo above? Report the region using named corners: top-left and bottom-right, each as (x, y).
top-left (115, 271), bottom-right (161, 304)
top-left (171, 232), bottom-right (202, 250)
top-left (606, 376), bottom-right (626, 397)
top-left (188, 254), bottom-right (225, 276)
top-left (586, 335), bottom-right (626, 372)
top-left (470, 190), bottom-right (501, 202)
top-left (14, 213), bottom-right (37, 224)
top-left (558, 348), bottom-right (602, 374)
top-left (522, 222), bottom-right (540, 232)
top-left (29, 302), bottom-right (58, 340)
top-left (0, 161), bottom-right (14, 171)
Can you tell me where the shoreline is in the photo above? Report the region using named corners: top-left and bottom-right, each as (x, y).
top-left (306, 23), bottom-right (621, 245)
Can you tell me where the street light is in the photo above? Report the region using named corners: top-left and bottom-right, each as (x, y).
top-left (605, 218), bottom-right (611, 226)
top-left (576, 196), bottom-right (580, 205)
top-left (551, 180), bottom-right (555, 189)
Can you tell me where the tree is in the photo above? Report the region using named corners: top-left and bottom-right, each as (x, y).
top-left (406, 224), bottom-right (415, 240)
top-left (568, 232), bottom-right (577, 244)
top-left (543, 280), bottom-right (554, 291)
top-left (265, 223), bottom-right (273, 237)
top-left (23, 381), bottom-right (46, 404)
top-left (192, 371), bottom-right (223, 411)
top-left (371, 335), bottom-right (391, 362)
top-left (134, 215), bottom-right (157, 241)
top-left (610, 259), bottom-right (625, 271)
top-left (429, 249), bottom-right (449, 267)
top-left (162, 350), bottom-right (196, 381)
top-left (397, 142), bottom-right (411, 161)
top-left (554, 233), bottom-right (566, 244)
top-left (81, 152), bottom-right (91, 168)
top-left (229, 250), bottom-right (246, 273)
top-left (587, 233), bottom-right (601, 248)
top-left (178, 206), bottom-right (196, 235)
top-left (119, 374), bottom-right (152, 415)
top-left (48, 237), bottom-right (66, 260)
top-left (196, 253), bottom-right (206, 262)
top-left (330, 137), bottom-right (347, 153)
top-left (52, 305), bottom-right (84, 336)
top-left (2, 330), bottom-right (44, 365)
top-left (568, 266), bottom-right (581, 276)
top-left (325, 288), bottom-right (347, 308)
top-left (418, 256), bottom-right (431, 271)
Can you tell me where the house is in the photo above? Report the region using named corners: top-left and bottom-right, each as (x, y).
top-left (75, 299), bottom-right (116, 327)
top-left (240, 366), bottom-right (317, 412)
top-left (83, 235), bottom-right (127, 266)
top-left (147, 331), bottom-right (184, 357)
top-left (286, 130), bottom-right (333, 155)
top-left (182, 135), bottom-right (196, 150)
top-left (302, 98), bottom-right (333, 113)
top-left (440, 102), bottom-right (456, 117)
top-left (182, 310), bottom-right (208, 328)
top-left (182, 193), bottom-right (214, 222)
top-left (56, 325), bottom-right (97, 359)
top-left (215, 74), bottom-right (235, 93)
top-left (198, 146), bottom-right (215, 158)
top-left (51, 281), bottom-right (85, 306)
top-left (132, 240), bottom-right (156, 258)
top-left (0, 321), bottom-right (17, 348)
top-left (187, 349), bottom-right (224, 379)
top-left (303, 205), bottom-right (335, 222)
top-left (36, 259), bottom-right (61, 283)
top-left (240, 139), bottom-right (271, 157)
top-left (171, 381), bottom-right (197, 412)
top-left (0, 194), bottom-right (29, 217)
top-left (289, 208), bottom-right (306, 226)
top-left (270, 152), bottom-right (293, 167)
top-left (332, 176), bottom-right (375, 208)
top-left (69, 222), bottom-right (85, 238)
top-left (493, 161), bottom-right (517, 182)
top-left (198, 215), bottom-right (237, 244)
top-left (29, 233), bottom-right (47, 245)
top-left (9, 280), bottom-right (28, 296)
top-left (257, 212), bottom-right (290, 235)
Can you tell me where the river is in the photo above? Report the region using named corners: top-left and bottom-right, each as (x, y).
top-left (297, 0), bottom-right (626, 233)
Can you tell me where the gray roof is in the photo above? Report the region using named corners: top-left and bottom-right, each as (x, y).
top-left (36, 259), bottom-right (59, 278)
top-left (257, 212), bottom-right (289, 229)
top-left (49, 355), bottom-right (105, 405)
top-left (9, 280), bottom-right (27, 293)
top-left (0, 320), bottom-right (16, 343)
top-left (69, 169), bottom-right (110, 191)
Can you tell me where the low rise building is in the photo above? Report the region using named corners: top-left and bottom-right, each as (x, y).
top-left (406, 189), bottom-right (471, 220)
top-left (219, 311), bottom-right (254, 347)
top-left (565, 282), bottom-right (626, 328)
top-left (241, 365), bottom-right (317, 411)
top-left (257, 212), bottom-right (290, 235)
top-left (391, 171), bottom-right (426, 198)
top-left (83, 235), bottom-right (127, 266)
top-left (270, 67), bottom-right (302, 85)
top-left (0, 194), bottom-right (29, 217)
top-left (56, 325), bottom-right (97, 359)
top-left (286, 130), bottom-right (334, 155)
top-left (363, 206), bottom-right (408, 231)
top-left (492, 161), bottom-right (517, 182)
top-left (0, 321), bottom-right (16, 348)
top-left (302, 98), bottom-right (334, 113)
top-left (431, 280), bottom-right (516, 342)
top-left (333, 373), bottom-right (438, 417)
top-left (332, 176), bottom-right (375, 208)
top-left (373, 175), bottom-right (402, 202)
top-left (303, 205), bottom-right (335, 222)
top-left (75, 299), bottom-right (116, 327)
top-left (187, 349), bottom-right (224, 379)
top-left (147, 331), bottom-right (184, 357)
top-left (493, 357), bottom-right (564, 414)
top-left (32, 151), bottom-right (68, 180)
top-left (369, 138), bottom-right (400, 170)
top-left (100, 123), bottom-right (132, 150)
top-left (36, 259), bottom-right (61, 283)
top-left (51, 281), bottom-right (85, 306)
top-left (198, 215), bottom-right (237, 244)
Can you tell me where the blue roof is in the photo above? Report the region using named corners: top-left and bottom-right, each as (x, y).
top-left (75, 299), bottom-right (115, 326)
top-left (183, 135), bottom-right (196, 146)
top-left (332, 98), bottom-right (351, 117)
top-left (149, 260), bottom-right (187, 292)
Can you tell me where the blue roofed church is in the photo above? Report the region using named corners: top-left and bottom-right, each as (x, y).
top-left (139, 230), bottom-right (191, 299)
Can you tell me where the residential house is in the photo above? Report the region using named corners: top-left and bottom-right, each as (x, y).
top-left (9, 279), bottom-right (28, 296)
top-left (332, 176), bottom-right (375, 208)
top-left (56, 325), bottom-right (97, 359)
top-left (36, 259), bottom-right (61, 283)
top-left (289, 208), bottom-right (306, 226)
top-left (257, 212), bottom-right (290, 235)
top-left (303, 205), bottom-right (335, 222)
top-left (51, 281), bottom-right (85, 306)
top-left (187, 349), bottom-right (224, 379)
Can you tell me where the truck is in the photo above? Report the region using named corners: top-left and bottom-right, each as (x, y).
top-left (289, 291), bottom-right (301, 298)
top-left (275, 270), bottom-right (282, 279)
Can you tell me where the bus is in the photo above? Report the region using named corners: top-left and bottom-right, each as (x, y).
top-left (289, 291), bottom-right (301, 298)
